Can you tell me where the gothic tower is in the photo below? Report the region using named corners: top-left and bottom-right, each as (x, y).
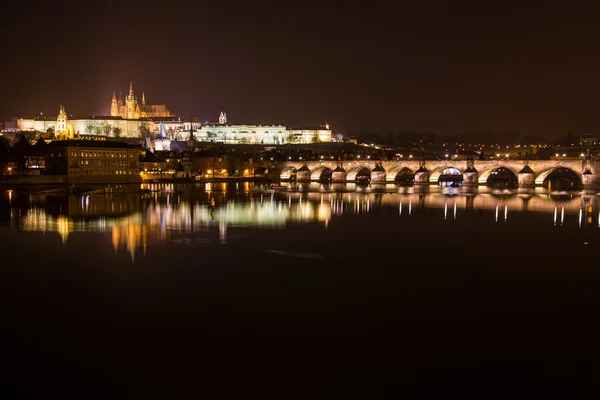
top-left (219, 111), bottom-right (227, 124)
top-left (142, 91), bottom-right (146, 106)
top-left (126, 82), bottom-right (140, 119)
top-left (110, 91), bottom-right (119, 117)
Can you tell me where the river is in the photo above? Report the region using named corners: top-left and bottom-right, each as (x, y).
top-left (1, 182), bottom-right (599, 393)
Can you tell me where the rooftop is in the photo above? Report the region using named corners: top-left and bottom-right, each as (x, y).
top-left (47, 140), bottom-right (139, 149)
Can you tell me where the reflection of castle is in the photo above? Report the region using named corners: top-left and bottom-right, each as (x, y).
top-left (111, 82), bottom-right (173, 119)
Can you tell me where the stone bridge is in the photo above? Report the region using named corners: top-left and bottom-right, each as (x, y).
top-left (272, 159), bottom-right (600, 188)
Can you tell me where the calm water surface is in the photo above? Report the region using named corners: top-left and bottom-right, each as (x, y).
top-left (2, 182), bottom-right (600, 392)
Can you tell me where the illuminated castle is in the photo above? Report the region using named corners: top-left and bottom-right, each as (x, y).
top-left (110, 82), bottom-right (173, 119)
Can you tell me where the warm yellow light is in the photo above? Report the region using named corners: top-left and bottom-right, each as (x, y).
top-left (221, 169), bottom-right (227, 173)
top-left (207, 169), bottom-right (212, 174)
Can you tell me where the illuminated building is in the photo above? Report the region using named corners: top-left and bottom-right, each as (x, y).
top-left (55, 105), bottom-right (75, 139)
top-left (110, 82), bottom-right (173, 119)
top-left (197, 113), bottom-right (287, 144)
top-left (44, 140), bottom-right (141, 183)
top-left (286, 123), bottom-right (332, 143)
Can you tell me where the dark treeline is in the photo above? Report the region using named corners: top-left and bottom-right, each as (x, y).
top-left (348, 131), bottom-right (558, 148)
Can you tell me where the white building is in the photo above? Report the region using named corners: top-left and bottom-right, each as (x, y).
top-left (286, 123), bottom-right (332, 143)
top-left (197, 123), bottom-right (288, 145)
top-left (195, 113), bottom-right (332, 144)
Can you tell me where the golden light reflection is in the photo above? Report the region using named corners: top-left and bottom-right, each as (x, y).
top-left (16, 187), bottom-right (599, 260)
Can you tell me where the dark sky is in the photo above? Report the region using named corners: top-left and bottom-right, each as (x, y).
top-left (2, 1), bottom-right (600, 138)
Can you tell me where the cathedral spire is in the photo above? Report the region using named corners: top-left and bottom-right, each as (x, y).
top-left (142, 91), bottom-right (146, 105)
top-left (112, 90), bottom-right (116, 101)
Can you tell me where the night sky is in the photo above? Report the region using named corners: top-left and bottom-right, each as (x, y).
top-left (2, 1), bottom-right (600, 138)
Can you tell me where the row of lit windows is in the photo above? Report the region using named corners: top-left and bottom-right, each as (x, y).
top-left (71, 151), bottom-right (134, 158)
top-left (70, 170), bottom-right (134, 175)
top-left (81, 160), bottom-right (128, 166)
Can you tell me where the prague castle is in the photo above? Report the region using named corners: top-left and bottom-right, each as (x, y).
top-left (4, 84), bottom-right (333, 146)
top-left (110, 82), bottom-right (172, 119)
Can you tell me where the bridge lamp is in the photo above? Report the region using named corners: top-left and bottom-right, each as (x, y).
top-left (289, 157), bottom-right (291, 160)
top-left (496, 154), bottom-right (500, 158)
top-left (555, 153), bottom-right (559, 157)
top-left (299, 157), bottom-right (302, 160)
top-left (445, 154), bottom-right (449, 158)
top-left (331, 156), bottom-right (334, 159)
top-left (562, 153), bottom-right (566, 157)
top-left (320, 156), bottom-right (324, 159)
top-left (270, 157), bottom-right (273, 160)
top-left (581, 153), bottom-right (585, 157)
top-left (409, 155), bottom-right (413, 158)
top-left (367, 155), bottom-right (370, 159)
top-left (505, 154), bottom-right (509, 158)
top-left (357, 156), bottom-right (360, 158)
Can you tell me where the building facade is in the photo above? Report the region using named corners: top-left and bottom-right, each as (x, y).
top-left (195, 113), bottom-right (332, 144)
top-left (196, 123), bottom-right (288, 145)
top-left (110, 82), bottom-right (173, 119)
top-left (45, 140), bottom-right (141, 183)
top-left (286, 123), bottom-right (332, 143)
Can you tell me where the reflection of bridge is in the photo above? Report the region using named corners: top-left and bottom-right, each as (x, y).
top-left (274, 159), bottom-right (600, 188)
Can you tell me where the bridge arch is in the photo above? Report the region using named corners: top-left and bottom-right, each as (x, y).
top-left (478, 166), bottom-right (520, 185)
top-left (429, 166), bottom-right (462, 183)
top-left (535, 166), bottom-right (583, 188)
top-left (386, 166), bottom-right (415, 182)
top-left (346, 166), bottom-right (372, 182)
top-left (310, 166), bottom-right (333, 181)
top-left (280, 166), bottom-right (297, 181)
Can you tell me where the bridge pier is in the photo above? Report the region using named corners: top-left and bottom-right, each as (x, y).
top-left (296, 165), bottom-right (311, 182)
top-left (332, 166), bottom-right (346, 182)
top-left (463, 167), bottom-right (478, 185)
top-left (371, 164), bottom-right (386, 183)
top-left (518, 165), bottom-right (535, 187)
top-left (414, 165), bottom-right (429, 184)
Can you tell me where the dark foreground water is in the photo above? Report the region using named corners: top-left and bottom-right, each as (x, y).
top-left (2, 182), bottom-right (600, 394)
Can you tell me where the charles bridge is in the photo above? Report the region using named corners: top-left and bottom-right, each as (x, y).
top-left (270, 158), bottom-right (600, 188)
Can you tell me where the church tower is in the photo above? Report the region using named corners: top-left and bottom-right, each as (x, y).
top-left (55, 105), bottom-right (74, 139)
top-left (126, 82), bottom-right (140, 119)
top-left (142, 91), bottom-right (146, 106)
top-left (110, 91), bottom-right (119, 117)
top-left (219, 111), bottom-right (227, 124)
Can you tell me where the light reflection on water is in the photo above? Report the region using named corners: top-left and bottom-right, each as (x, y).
top-left (2, 183), bottom-right (599, 260)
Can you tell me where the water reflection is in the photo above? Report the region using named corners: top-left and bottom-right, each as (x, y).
top-left (3, 183), bottom-right (600, 261)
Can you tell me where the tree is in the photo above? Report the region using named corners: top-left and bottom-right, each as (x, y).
top-left (112, 126), bottom-right (122, 138)
top-left (311, 133), bottom-right (320, 144)
top-left (85, 123), bottom-right (94, 135)
top-left (139, 125), bottom-right (151, 138)
top-left (101, 122), bottom-right (112, 137)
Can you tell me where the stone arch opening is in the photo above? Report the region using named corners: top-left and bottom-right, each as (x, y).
top-left (280, 166), bottom-right (297, 181)
top-left (310, 166), bottom-right (333, 182)
top-left (394, 167), bottom-right (415, 185)
top-left (430, 167), bottom-right (462, 186)
top-left (537, 167), bottom-right (582, 190)
top-left (479, 167), bottom-right (518, 188)
top-left (346, 166), bottom-right (371, 183)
